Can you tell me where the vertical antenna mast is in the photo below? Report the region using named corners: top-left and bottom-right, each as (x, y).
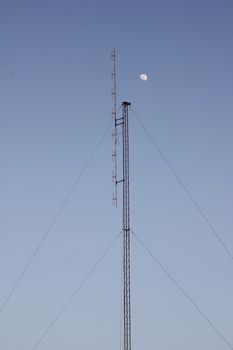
top-left (122, 101), bottom-right (131, 350)
top-left (111, 51), bottom-right (131, 350)
top-left (111, 49), bottom-right (118, 207)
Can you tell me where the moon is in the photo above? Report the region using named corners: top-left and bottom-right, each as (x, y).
top-left (140, 73), bottom-right (148, 81)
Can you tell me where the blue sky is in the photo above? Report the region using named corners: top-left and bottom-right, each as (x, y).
top-left (1, 0), bottom-right (233, 349)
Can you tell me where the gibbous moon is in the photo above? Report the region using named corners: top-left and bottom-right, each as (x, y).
top-left (140, 73), bottom-right (148, 81)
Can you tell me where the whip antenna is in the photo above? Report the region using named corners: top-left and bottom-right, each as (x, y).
top-left (111, 49), bottom-right (118, 206)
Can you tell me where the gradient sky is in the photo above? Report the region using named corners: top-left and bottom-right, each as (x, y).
top-left (1, 1), bottom-right (233, 349)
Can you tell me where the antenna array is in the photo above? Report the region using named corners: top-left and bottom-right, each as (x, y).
top-left (111, 49), bottom-right (118, 206)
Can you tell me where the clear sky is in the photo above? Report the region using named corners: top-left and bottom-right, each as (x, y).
top-left (1, 0), bottom-right (233, 349)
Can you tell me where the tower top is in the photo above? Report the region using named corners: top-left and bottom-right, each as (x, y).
top-left (122, 101), bottom-right (131, 106)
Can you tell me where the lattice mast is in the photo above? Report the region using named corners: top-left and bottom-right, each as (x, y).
top-left (111, 50), bottom-right (131, 350)
top-left (122, 101), bottom-right (131, 350)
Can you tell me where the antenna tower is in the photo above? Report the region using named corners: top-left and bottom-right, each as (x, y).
top-left (111, 50), bottom-right (132, 350)
top-left (122, 100), bottom-right (131, 350)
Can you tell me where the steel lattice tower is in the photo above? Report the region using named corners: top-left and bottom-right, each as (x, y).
top-left (122, 101), bottom-right (131, 350)
top-left (111, 50), bottom-right (131, 350)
